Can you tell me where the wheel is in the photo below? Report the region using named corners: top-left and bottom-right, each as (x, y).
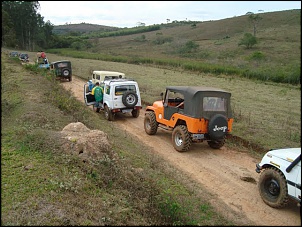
top-left (104, 105), bottom-right (114, 121)
top-left (258, 167), bottom-right (288, 208)
top-left (132, 109), bottom-right (140, 118)
top-left (207, 139), bottom-right (225, 149)
top-left (172, 125), bottom-right (192, 152)
top-left (62, 68), bottom-right (70, 77)
top-left (96, 107), bottom-right (100, 113)
top-left (122, 91), bottom-right (138, 108)
top-left (144, 112), bottom-right (158, 135)
top-left (69, 76), bottom-right (72, 81)
top-left (208, 114), bottom-right (228, 140)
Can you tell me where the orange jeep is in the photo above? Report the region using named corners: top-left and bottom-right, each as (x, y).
top-left (144, 86), bottom-right (234, 152)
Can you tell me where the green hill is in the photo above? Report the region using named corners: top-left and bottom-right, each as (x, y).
top-left (51, 9), bottom-right (301, 85)
top-left (53, 22), bottom-right (119, 35)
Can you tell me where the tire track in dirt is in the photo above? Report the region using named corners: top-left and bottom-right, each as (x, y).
top-left (61, 76), bottom-right (301, 226)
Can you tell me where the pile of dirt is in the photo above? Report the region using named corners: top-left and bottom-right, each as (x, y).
top-left (60, 122), bottom-right (114, 161)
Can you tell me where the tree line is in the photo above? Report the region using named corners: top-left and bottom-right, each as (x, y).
top-left (2, 1), bottom-right (55, 50)
top-left (2, 1), bottom-right (86, 51)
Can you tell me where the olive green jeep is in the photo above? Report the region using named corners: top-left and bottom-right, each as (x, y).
top-left (50, 60), bottom-right (72, 81)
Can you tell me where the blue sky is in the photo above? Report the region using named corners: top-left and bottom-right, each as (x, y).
top-left (38, 1), bottom-right (301, 28)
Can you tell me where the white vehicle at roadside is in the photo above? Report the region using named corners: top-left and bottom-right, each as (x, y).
top-left (84, 78), bottom-right (142, 121)
top-left (255, 147), bottom-right (301, 208)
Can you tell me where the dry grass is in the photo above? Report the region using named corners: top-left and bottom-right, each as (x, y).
top-left (87, 9), bottom-right (300, 72)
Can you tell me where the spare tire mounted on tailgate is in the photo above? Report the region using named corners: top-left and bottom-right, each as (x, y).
top-left (122, 91), bottom-right (138, 108)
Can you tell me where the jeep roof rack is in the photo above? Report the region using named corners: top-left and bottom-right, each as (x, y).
top-left (106, 78), bottom-right (136, 84)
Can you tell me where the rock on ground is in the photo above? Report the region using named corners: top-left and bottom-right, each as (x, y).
top-left (61, 122), bottom-right (113, 161)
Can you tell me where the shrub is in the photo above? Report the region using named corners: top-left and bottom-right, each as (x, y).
top-left (238, 33), bottom-right (258, 49)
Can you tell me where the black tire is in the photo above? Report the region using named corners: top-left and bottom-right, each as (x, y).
top-left (104, 105), bottom-right (114, 121)
top-left (172, 125), bottom-right (192, 152)
top-left (144, 112), bottom-right (158, 135)
top-left (122, 91), bottom-right (138, 108)
top-left (258, 167), bottom-right (288, 208)
top-left (62, 68), bottom-right (70, 77)
top-left (132, 109), bottom-right (140, 118)
top-left (96, 107), bottom-right (100, 113)
top-left (69, 76), bottom-right (72, 81)
top-left (207, 139), bottom-right (225, 149)
top-left (208, 114), bottom-right (228, 140)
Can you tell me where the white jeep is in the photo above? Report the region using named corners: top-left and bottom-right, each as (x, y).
top-left (87, 70), bottom-right (125, 91)
top-left (255, 147), bottom-right (301, 208)
top-left (84, 78), bottom-right (142, 121)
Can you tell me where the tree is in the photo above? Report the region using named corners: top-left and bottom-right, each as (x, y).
top-left (2, 1), bottom-right (51, 50)
top-left (238, 33), bottom-right (258, 49)
top-left (2, 9), bottom-right (17, 47)
top-left (136, 22), bottom-right (145, 27)
top-left (248, 13), bottom-right (262, 36)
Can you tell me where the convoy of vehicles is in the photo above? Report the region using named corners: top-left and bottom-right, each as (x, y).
top-left (12, 49), bottom-right (301, 210)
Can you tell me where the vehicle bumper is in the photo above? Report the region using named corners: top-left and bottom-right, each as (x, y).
top-left (113, 106), bottom-right (142, 113)
top-left (255, 163), bottom-right (262, 173)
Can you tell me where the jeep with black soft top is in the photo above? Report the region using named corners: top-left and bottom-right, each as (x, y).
top-left (50, 60), bottom-right (72, 81)
top-left (144, 86), bottom-right (234, 152)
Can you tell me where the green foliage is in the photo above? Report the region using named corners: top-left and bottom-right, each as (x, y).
top-left (2, 1), bottom-right (53, 50)
top-left (249, 51), bottom-right (266, 61)
top-left (48, 47), bottom-right (300, 85)
top-left (134, 34), bottom-right (146, 42)
top-left (238, 33), bottom-right (258, 49)
top-left (153, 36), bottom-right (173, 45)
top-left (71, 41), bottom-right (86, 50)
top-left (178, 40), bottom-right (199, 54)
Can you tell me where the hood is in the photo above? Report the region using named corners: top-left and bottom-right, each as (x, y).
top-left (268, 147), bottom-right (301, 163)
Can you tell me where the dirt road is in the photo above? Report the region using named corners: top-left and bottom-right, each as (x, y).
top-left (61, 76), bottom-right (301, 226)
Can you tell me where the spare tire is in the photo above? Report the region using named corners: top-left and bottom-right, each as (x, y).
top-left (62, 68), bottom-right (70, 77)
top-left (122, 91), bottom-right (138, 108)
top-left (208, 114), bottom-right (228, 140)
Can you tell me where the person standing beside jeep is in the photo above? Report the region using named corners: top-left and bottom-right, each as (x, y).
top-left (91, 82), bottom-right (103, 112)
